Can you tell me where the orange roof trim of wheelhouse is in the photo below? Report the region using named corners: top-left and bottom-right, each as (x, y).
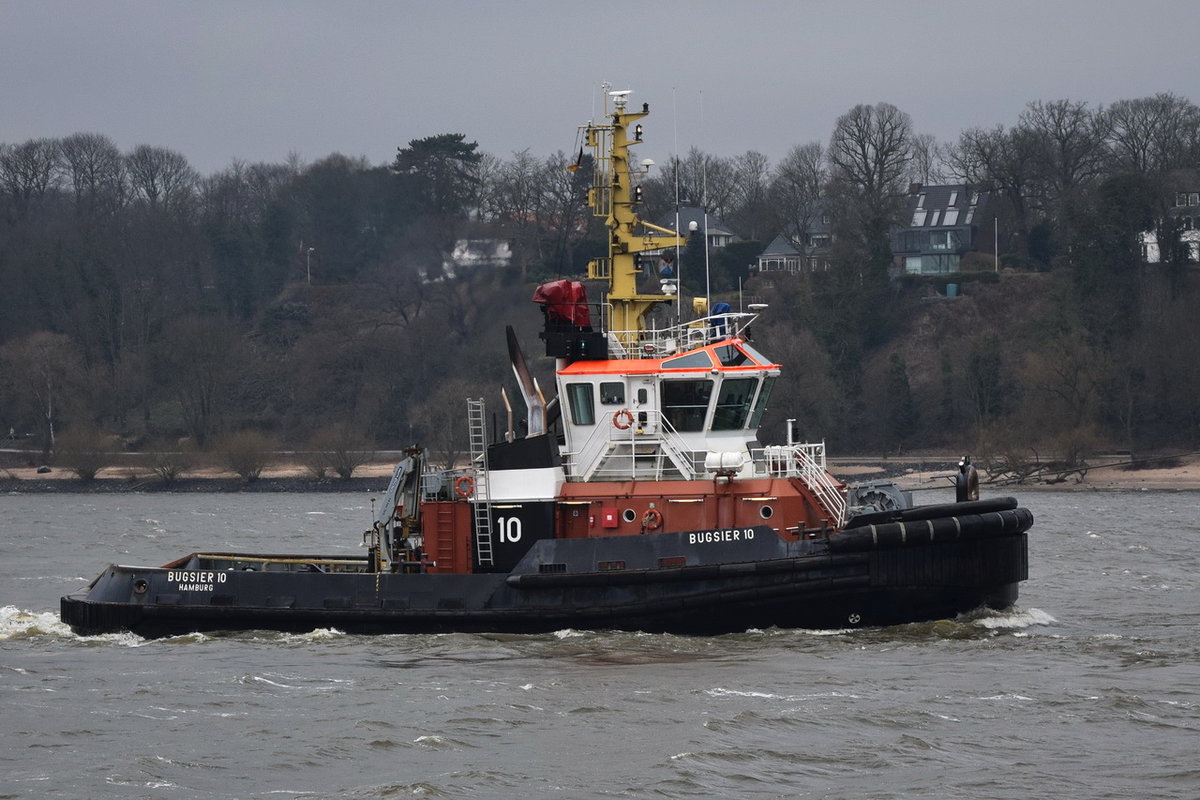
top-left (557, 338), bottom-right (780, 376)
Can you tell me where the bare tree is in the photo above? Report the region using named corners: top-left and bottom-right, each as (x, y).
top-left (725, 150), bottom-right (772, 241)
top-left (827, 102), bottom-right (913, 270)
top-left (661, 147), bottom-right (736, 217)
top-left (214, 429), bottom-right (276, 482)
top-left (0, 138), bottom-right (61, 214)
top-left (539, 149), bottom-right (593, 275)
top-left (54, 425), bottom-right (112, 480)
top-left (945, 124), bottom-right (1042, 255)
top-left (487, 149), bottom-right (547, 278)
top-left (769, 141), bottom-right (827, 253)
top-left (58, 132), bottom-right (127, 215)
top-left (1018, 334), bottom-right (1103, 464)
top-left (908, 132), bottom-right (949, 185)
top-left (126, 144), bottom-right (198, 209)
top-left (0, 332), bottom-right (85, 458)
top-left (155, 317), bottom-right (244, 447)
top-left (828, 103), bottom-right (913, 202)
top-left (307, 421), bottom-right (374, 479)
top-left (410, 377), bottom-right (479, 469)
top-left (1020, 99), bottom-right (1110, 202)
top-left (1106, 93), bottom-right (1200, 175)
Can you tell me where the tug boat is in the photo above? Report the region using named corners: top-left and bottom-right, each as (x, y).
top-left (61, 90), bottom-right (1031, 638)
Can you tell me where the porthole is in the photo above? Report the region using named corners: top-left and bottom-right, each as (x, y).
top-left (621, 508), bottom-right (637, 523)
top-left (133, 579), bottom-right (149, 594)
top-left (759, 505), bottom-right (774, 520)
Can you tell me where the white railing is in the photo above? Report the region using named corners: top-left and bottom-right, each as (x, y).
top-left (601, 308), bottom-right (761, 359)
top-left (751, 442), bottom-right (846, 524)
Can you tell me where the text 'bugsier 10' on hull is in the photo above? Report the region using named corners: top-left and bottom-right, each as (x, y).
top-left (61, 88), bottom-right (1032, 638)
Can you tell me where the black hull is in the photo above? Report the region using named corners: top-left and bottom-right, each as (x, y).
top-left (61, 501), bottom-right (1031, 637)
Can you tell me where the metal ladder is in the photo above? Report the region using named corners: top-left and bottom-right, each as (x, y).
top-left (467, 398), bottom-right (494, 567)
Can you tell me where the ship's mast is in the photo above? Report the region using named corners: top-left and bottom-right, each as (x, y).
top-left (585, 88), bottom-right (686, 345)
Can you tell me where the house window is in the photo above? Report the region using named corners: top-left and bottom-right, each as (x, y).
top-left (947, 191), bottom-right (959, 206)
top-left (911, 209), bottom-right (927, 226)
top-left (929, 231), bottom-right (961, 251)
top-left (1178, 193), bottom-right (1189, 207)
top-left (1190, 193), bottom-right (1199, 206)
top-left (916, 193), bottom-right (926, 209)
top-left (970, 192), bottom-right (980, 206)
top-left (943, 209), bottom-right (960, 226)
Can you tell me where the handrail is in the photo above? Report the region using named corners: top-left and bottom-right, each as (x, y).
top-left (602, 311), bottom-right (760, 359)
top-left (562, 410), bottom-right (701, 481)
top-left (752, 442), bottom-right (846, 524)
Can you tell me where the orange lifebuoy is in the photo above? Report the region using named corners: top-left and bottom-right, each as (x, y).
top-left (641, 508), bottom-right (663, 530)
top-left (454, 475), bottom-right (474, 498)
top-left (612, 409), bottom-right (635, 430)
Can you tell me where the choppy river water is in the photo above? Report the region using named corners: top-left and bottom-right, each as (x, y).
top-left (2, 490), bottom-right (1198, 799)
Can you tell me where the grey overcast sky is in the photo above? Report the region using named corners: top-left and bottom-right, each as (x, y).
top-left (2, 0), bottom-right (1198, 175)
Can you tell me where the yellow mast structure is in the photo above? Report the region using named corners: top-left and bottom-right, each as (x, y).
top-left (585, 88), bottom-right (686, 345)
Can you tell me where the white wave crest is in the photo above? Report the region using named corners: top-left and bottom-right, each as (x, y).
top-left (282, 627), bottom-right (346, 642)
top-left (552, 628), bottom-right (586, 639)
top-left (0, 605), bottom-right (74, 640)
top-left (1, 605), bottom-right (153, 646)
top-left (975, 607), bottom-right (1057, 630)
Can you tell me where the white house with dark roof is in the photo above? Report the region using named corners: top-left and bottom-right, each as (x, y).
top-left (756, 204), bottom-right (834, 274)
top-left (655, 205), bottom-right (737, 249)
top-left (756, 233), bottom-right (832, 273)
top-left (1140, 189), bottom-right (1200, 263)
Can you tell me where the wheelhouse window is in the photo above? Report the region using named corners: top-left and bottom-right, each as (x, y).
top-left (663, 351), bottom-right (714, 369)
top-left (738, 342), bottom-right (771, 365)
top-left (661, 379), bottom-right (713, 432)
top-left (715, 344), bottom-right (751, 367)
top-left (566, 383), bottom-right (595, 425)
top-left (711, 378), bottom-right (758, 430)
top-left (599, 381), bottom-right (625, 405)
top-left (749, 376), bottom-right (776, 429)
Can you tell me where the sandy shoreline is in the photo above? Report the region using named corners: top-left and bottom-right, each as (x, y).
top-left (836, 453), bottom-right (1200, 494)
top-left (4, 453), bottom-right (1199, 493)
